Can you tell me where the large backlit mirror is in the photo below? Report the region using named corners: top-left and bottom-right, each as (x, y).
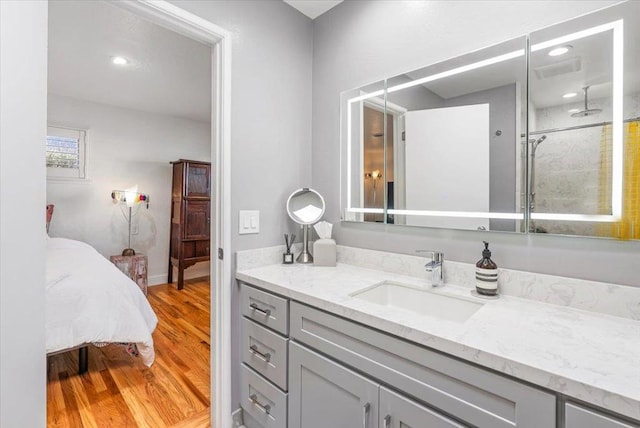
top-left (340, 1), bottom-right (639, 240)
top-left (341, 37), bottom-right (528, 232)
top-left (528, 1), bottom-right (639, 239)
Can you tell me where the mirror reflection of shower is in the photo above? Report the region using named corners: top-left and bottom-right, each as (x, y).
top-left (529, 134), bottom-right (546, 233)
top-left (570, 86), bottom-right (602, 118)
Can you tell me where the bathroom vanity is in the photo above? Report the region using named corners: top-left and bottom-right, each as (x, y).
top-left (235, 246), bottom-right (640, 428)
top-left (233, 2), bottom-right (640, 426)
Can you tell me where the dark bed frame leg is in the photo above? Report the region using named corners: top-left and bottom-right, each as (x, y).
top-left (78, 346), bottom-right (88, 374)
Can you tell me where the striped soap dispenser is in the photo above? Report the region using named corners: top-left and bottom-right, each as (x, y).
top-left (475, 241), bottom-right (498, 296)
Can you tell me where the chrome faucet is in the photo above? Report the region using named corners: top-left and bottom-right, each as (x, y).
top-left (416, 250), bottom-right (444, 287)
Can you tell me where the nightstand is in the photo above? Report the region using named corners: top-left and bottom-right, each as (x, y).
top-left (110, 254), bottom-right (148, 296)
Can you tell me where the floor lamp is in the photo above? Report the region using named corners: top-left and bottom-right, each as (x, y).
top-left (111, 187), bottom-right (150, 256)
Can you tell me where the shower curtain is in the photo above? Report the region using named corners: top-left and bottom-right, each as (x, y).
top-left (599, 121), bottom-right (640, 239)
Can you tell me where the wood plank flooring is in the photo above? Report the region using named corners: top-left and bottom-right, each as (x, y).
top-left (47, 277), bottom-right (212, 428)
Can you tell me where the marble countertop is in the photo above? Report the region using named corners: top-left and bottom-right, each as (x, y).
top-left (236, 262), bottom-right (640, 421)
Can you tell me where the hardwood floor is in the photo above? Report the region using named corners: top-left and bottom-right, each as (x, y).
top-left (47, 278), bottom-right (212, 428)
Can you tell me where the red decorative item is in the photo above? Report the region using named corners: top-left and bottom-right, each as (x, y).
top-left (46, 204), bottom-right (55, 233)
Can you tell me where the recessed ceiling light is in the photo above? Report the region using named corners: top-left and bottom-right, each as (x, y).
top-left (568, 108), bottom-right (580, 113)
top-left (111, 56), bottom-right (129, 66)
top-left (548, 45), bottom-right (572, 57)
top-left (563, 92), bottom-right (578, 99)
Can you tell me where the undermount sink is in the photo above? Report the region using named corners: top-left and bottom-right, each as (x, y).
top-left (350, 281), bottom-right (484, 323)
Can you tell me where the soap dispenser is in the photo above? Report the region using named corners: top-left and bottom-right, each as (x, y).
top-left (475, 241), bottom-right (498, 296)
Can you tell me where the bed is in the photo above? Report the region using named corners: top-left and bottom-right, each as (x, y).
top-left (46, 236), bottom-right (158, 372)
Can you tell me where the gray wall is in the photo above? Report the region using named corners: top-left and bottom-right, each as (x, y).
top-left (312, 0), bottom-right (640, 287)
top-left (167, 0), bottom-right (314, 410)
top-left (0, 1), bottom-right (48, 426)
top-left (169, 0), bottom-right (313, 251)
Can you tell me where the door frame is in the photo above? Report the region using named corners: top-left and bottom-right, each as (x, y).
top-left (114, 1), bottom-right (232, 427)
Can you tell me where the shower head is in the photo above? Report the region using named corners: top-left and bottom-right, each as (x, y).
top-left (531, 135), bottom-right (546, 156)
top-left (571, 86), bottom-right (602, 117)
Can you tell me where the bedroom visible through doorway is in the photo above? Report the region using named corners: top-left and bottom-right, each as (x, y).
top-left (45, 1), bottom-right (217, 426)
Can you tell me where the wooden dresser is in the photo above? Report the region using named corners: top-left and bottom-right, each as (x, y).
top-left (168, 159), bottom-right (211, 290)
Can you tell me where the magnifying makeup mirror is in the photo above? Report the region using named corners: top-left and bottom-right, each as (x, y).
top-left (286, 188), bottom-right (326, 263)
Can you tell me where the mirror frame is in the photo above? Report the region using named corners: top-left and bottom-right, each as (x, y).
top-left (340, 6), bottom-right (628, 236)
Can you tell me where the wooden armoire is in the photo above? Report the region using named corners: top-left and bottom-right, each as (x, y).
top-left (168, 159), bottom-right (211, 290)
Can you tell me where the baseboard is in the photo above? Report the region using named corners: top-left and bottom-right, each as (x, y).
top-left (148, 274), bottom-right (168, 286)
top-left (148, 262), bottom-right (211, 286)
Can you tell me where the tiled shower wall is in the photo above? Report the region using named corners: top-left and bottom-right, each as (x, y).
top-left (531, 92), bottom-right (640, 236)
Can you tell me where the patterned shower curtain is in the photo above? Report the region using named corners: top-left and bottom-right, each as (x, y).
top-left (599, 121), bottom-right (640, 239)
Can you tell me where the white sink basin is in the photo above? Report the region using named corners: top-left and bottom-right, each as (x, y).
top-left (350, 281), bottom-right (484, 323)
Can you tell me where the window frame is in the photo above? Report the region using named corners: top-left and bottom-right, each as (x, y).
top-left (46, 125), bottom-right (88, 181)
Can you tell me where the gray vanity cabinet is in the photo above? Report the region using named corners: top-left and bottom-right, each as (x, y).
top-left (239, 283), bottom-right (291, 428)
top-left (290, 301), bottom-right (556, 428)
top-left (565, 403), bottom-right (638, 428)
top-left (289, 342), bottom-right (379, 428)
top-left (380, 387), bottom-right (465, 428)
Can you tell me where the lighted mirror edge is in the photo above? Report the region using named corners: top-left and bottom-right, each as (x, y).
top-left (611, 20), bottom-right (624, 219)
top-left (344, 20), bottom-right (624, 228)
top-left (347, 208), bottom-right (522, 220)
top-left (529, 19), bottom-right (621, 51)
top-left (347, 208), bottom-right (385, 214)
top-left (346, 208), bottom-right (620, 223)
top-left (386, 49), bottom-right (525, 94)
top-left (531, 213), bottom-right (620, 222)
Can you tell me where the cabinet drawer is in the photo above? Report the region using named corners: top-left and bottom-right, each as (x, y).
top-left (242, 318), bottom-right (289, 391)
top-left (565, 403), bottom-right (638, 428)
top-left (290, 302), bottom-right (555, 428)
top-left (241, 363), bottom-right (287, 428)
top-left (241, 284), bottom-right (289, 335)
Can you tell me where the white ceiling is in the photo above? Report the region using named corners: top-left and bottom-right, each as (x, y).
top-left (283, 0), bottom-right (343, 19)
top-left (48, 1), bottom-right (211, 123)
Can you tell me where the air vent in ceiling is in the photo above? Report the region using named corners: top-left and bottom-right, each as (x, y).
top-left (534, 57), bottom-right (582, 80)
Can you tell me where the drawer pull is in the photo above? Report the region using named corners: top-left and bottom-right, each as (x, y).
top-left (249, 344), bottom-right (272, 362)
top-left (249, 303), bottom-right (271, 317)
top-left (249, 394), bottom-right (271, 415)
top-left (383, 415), bottom-right (391, 428)
top-left (363, 402), bottom-right (370, 428)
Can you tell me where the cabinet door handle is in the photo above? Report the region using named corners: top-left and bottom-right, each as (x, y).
top-left (249, 394), bottom-right (271, 415)
top-left (363, 402), bottom-right (370, 428)
top-left (249, 344), bottom-right (271, 362)
top-left (249, 303), bottom-right (271, 317)
top-left (384, 414), bottom-right (391, 428)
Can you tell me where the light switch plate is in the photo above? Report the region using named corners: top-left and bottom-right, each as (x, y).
top-left (239, 210), bottom-right (260, 234)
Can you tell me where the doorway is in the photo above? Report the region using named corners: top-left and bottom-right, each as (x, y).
top-left (45, 1), bottom-right (231, 426)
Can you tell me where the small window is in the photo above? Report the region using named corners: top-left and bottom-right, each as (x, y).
top-left (46, 126), bottom-right (87, 180)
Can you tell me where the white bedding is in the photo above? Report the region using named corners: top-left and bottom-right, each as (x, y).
top-left (46, 238), bottom-right (158, 366)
